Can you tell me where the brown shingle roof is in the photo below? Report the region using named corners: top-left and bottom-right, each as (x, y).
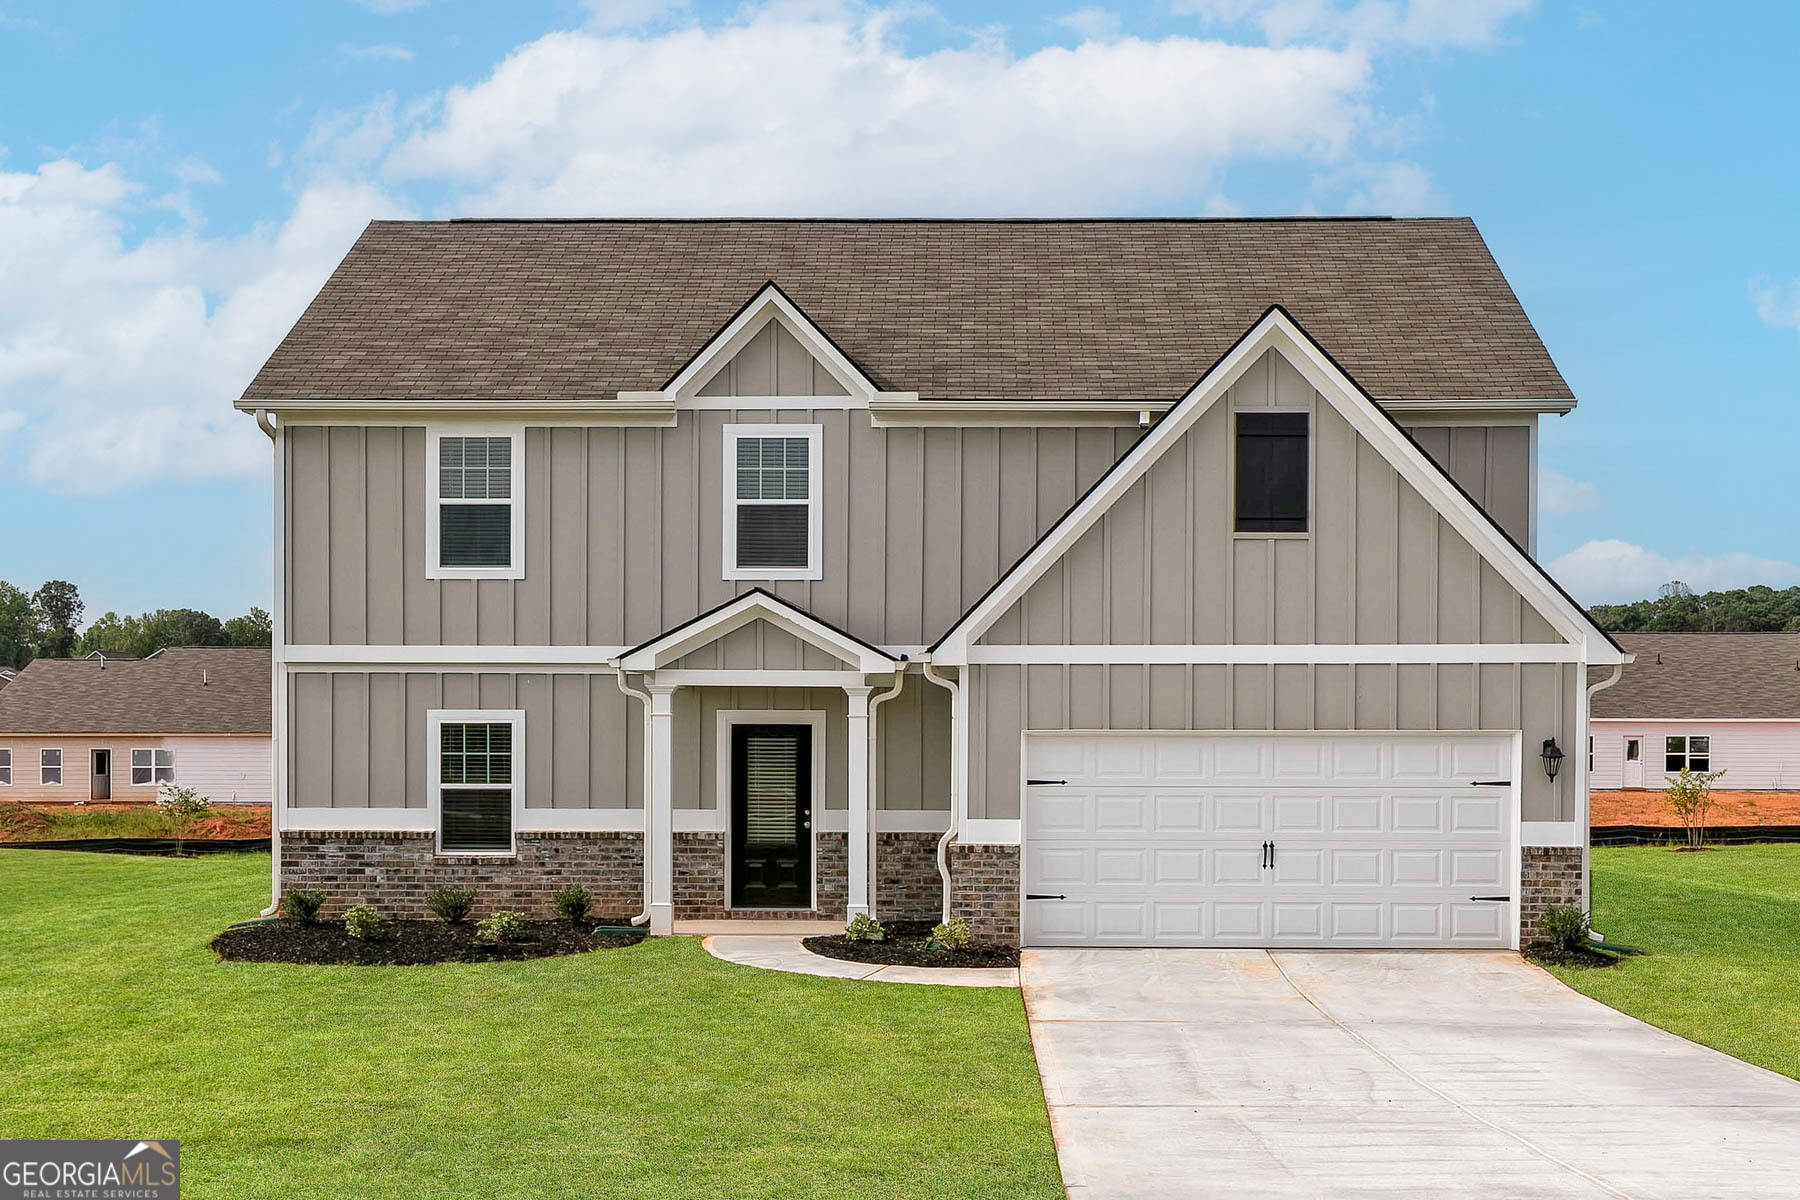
top-left (1591, 634), bottom-right (1800, 720)
top-left (0, 648), bottom-right (270, 735)
top-left (239, 218), bottom-right (1571, 406)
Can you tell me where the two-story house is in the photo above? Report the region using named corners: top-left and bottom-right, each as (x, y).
top-left (237, 218), bottom-right (1628, 947)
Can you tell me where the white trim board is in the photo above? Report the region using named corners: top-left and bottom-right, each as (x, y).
top-left (662, 284), bottom-right (878, 402)
top-left (928, 307), bottom-right (1623, 668)
top-left (965, 643), bottom-right (1584, 665)
top-left (285, 645), bottom-right (629, 665)
top-left (617, 588), bottom-right (897, 673)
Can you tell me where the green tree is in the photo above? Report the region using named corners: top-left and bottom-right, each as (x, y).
top-left (1589, 584), bottom-right (1800, 633)
top-left (77, 611), bottom-right (145, 658)
top-left (0, 582), bottom-right (37, 669)
top-left (134, 608), bottom-right (226, 653)
top-left (31, 580), bottom-right (83, 659)
top-left (223, 607), bottom-right (272, 646)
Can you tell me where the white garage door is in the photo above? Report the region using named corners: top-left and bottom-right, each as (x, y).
top-left (1023, 733), bottom-right (1516, 948)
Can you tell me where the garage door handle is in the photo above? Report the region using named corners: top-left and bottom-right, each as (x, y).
top-left (1026, 778), bottom-right (1067, 786)
top-left (1469, 895), bottom-right (1511, 902)
top-left (1470, 780), bottom-right (1511, 787)
top-left (1025, 893), bottom-right (1067, 901)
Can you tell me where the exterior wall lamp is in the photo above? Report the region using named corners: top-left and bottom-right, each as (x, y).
top-left (1540, 737), bottom-right (1565, 782)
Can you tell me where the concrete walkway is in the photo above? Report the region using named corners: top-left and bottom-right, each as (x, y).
top-left (702, 934), bottom-right (1020, 987)
top-left (1023, 948), bottom-right (1800, 1200)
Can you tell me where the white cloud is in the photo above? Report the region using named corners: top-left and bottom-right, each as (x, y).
top-left (0, 161), bottom-right (410, 493)
top-left (1751, 277), bottom-right (1800, 337)
top-left (582, 0), bottom-right (687, 32)
top-left (1057, 7), bottom-right (1124, 41)
top-left (382, 9), bottom-right (1378, 216)
top-left (1548, 540), bottom-right (1800, 605)
top-left (1538, 467), bottom-right (1599, 514)
top-left (1174, 0), bottom-right (1534, 49)
top-left (339, 43), bottom-right (415, 62)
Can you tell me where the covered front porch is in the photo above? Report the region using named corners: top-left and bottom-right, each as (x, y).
top-left (614, 590), bottom-right (951, 934)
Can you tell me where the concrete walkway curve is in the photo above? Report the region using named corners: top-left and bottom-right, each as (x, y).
top-left (702, 934), bottom-right (1020, 988)
top-left (1024, 948), bottom-right (1800, 1200)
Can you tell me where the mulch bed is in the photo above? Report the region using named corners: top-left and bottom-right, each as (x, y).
top-left (803, 921), bottom-right (1020, 968)
top-left (212, 919), bottom-right (644, 966)
top-left (1525, 942), bottom-right (1620, 970)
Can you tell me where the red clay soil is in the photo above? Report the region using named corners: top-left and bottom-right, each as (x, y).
top-left (1590, 790), bottom-right (1800, 827)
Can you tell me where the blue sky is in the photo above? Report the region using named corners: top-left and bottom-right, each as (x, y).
top-left (1, 0), bottom-right (1796, 621)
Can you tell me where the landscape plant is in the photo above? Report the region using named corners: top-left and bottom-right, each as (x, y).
top-left (155, 783), bottom-right (212, 855)
top-left (343, 905), bottom-right (384, 940)
top-left (553, 885), bottom-right (591, 925)
top-left (1664, 766), bottom-right (1727, 849)
top-left (476, 910), bottom-right (527, 944)
top-left (845, 913), bottom-right (886, 942)
top-left (927, 917), bottom-right (972, 951)
top-left (425, 886), bottom-right (476, 924)
top-left (281, 890), bottom-right (325, 924)
top-left (1535, 904), bottom-right (1591, 952)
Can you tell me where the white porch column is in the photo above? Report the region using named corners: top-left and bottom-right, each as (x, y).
top-left (647, 682), bottom-right (677, 935)
top-left (845, 685), bottom-right (873, 921)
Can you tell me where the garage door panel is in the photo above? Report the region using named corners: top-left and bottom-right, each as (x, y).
top-left (1024, 733), bottom-right (1516, 949)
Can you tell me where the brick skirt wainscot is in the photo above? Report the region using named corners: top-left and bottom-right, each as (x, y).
top-left (671, 830), bottom-right (848, 919)
top-left (1520, 845), bottom-right (1584, 944)
top-left (877, 831), bottom-right (946, 922)
top-left (949, 842), bottom-right (1020, 946)
top-left (280, 831), bottom-right (643, 919)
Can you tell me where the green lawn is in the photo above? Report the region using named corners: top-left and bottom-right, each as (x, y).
top-left (0, 852), bottom-right (1062, 1199)
top-left (1547, 843), bottom-right (1800, 1081)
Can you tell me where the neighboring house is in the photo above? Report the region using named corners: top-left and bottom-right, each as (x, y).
top-left (236, 218), bottom-right (1628, 948)
top-left (0, 668), bottom-right (15, 692)
top-left (0, 647), bottom-right (271, 805)
top-left (1589, 632), bottom-right (1800, 790)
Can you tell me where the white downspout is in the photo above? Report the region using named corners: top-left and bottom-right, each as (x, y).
top-left (921, 658), bottom-right (961, 923)
top-left (1583, 657), bottom-right (1630, 942)
top-left (255, 409), bottom-right (282, 917)
top-left (864, 662), bottom-right (909, 919)
top-left (614, 667), bottom-right (655, 927)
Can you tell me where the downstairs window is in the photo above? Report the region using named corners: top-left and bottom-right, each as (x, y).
top-left (434, 713), bottom-right (521, 854)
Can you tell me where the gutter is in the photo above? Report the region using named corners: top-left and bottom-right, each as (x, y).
top-left (920, 658), bottom-right (961, 923)
top-left (1583, 657), bottom-right (1631, 942)
top-left (613, 668), bottom-right (656, 928)
top-left (863, 662), bottom-right (909, 919)
top-left (254, 409), bottom-right (281, 917)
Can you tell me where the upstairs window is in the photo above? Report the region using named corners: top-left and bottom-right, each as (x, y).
top-left (0, 749), bottom-right (10, 785)
top-left (1235, 411), bottom-right (1309, 534)
top-left (724, 425), bottom-right (822, 580)
top-left (427, 428), bottom-right (525, 579)
top-left (1665, 735), bottom-right (1710, 774)
top-left (430, 710), bottom-right (523, 855)
top-left (131, 748), bottom-right (174, 785)
top-left (40, 748), bottom-right (61, 786)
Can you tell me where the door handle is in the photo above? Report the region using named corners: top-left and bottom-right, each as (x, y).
top-left (1261, 840), bottom-right (1273, 870)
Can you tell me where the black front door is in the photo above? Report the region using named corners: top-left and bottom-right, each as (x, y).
top-left (730, 724), bottom-right (812, 910)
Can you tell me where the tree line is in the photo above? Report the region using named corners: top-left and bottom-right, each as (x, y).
top-left (0, 579), bottom-right (271, 670)
top-left (1587, 585), bottom-right (1800, 633)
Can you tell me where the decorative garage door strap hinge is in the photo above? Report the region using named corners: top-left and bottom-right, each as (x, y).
top-left (1469, 780), bottom-right (1512, 787)
top-left (1025, 893), bottom-right (1067, 901)
top-left (1468, 895), bottom-right (1512, 902)
top-left (1026, 778), bottom-right (1067, 785)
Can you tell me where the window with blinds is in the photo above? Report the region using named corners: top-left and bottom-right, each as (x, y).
top-left (724, 426), bottom-right (821, 579)
top-left (428, 429), bottom-right (523, 578)
top-left (741, 734), bottom-right (801, 846)
top-left (438, 719), bottom-right (516, 853)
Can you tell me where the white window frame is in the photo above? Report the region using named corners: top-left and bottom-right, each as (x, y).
top-left (131, 748), bottom-right (175, 786)
top-left (722, 423), bottom-right (823, 582)
top-left (0, 748), bottom-right (11, 785)
top-left (1664, 733), bottom-right (1712, 774)
top-left (426, 708), bottom-right (525, 857)
top-left (425, 424), bottom-right (526, 581)
top-left (40, 748), bottom-right (62, 786)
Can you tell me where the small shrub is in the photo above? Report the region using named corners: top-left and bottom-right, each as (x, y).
top-left (927, 917), bottom-right (972, 951)
top-left (554, 884), bottom-right (592, 925)
top-left (845, 913), bottom-right (886, 942)
top-left (425, 885), bottom-right (477, 924)
top-left (476, 910), bottom-right (527, 944)
top-left (344, 905), bottom-right (384, 940)
top-left (1663, 766), bottom-right (1728, 849)
top-left (156, 782), bottom-right (213, 853)
top-left (282, 889), bottom-right (325, 924)
top-left (1536, 904), bottom-right (1590, 952)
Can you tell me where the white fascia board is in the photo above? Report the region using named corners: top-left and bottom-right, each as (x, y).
top-left (617, 590), bottom-right (896, 673)
top-left (236, 397), bottom-right (678, 425)
top-left (660, 284), bottom-right (877, 402)
top-left (285, 645), bottom-right (628, 665)
top-left (931, 308), bottom-right (1620, 667)
top-left (869, 396), bottom-right (1171, 428)
top-left (655, 669), bottom-right (870, 689)
top-left (965, 643), bottom-right (1584, 665)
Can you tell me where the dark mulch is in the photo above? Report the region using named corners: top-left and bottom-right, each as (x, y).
top-left (1525, 941), bottom-right (1621, 969)
top-left (212, 919), bottom-right (644, 965)
top-left (803, 921), bottom-right (1020, 969)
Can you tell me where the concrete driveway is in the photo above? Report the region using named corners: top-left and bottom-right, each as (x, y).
top-left (1023, 949), bottom-right (1800, 1200)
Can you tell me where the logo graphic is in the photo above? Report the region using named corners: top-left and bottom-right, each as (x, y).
top-left (2, 1138), bottom-right (180, 1199)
